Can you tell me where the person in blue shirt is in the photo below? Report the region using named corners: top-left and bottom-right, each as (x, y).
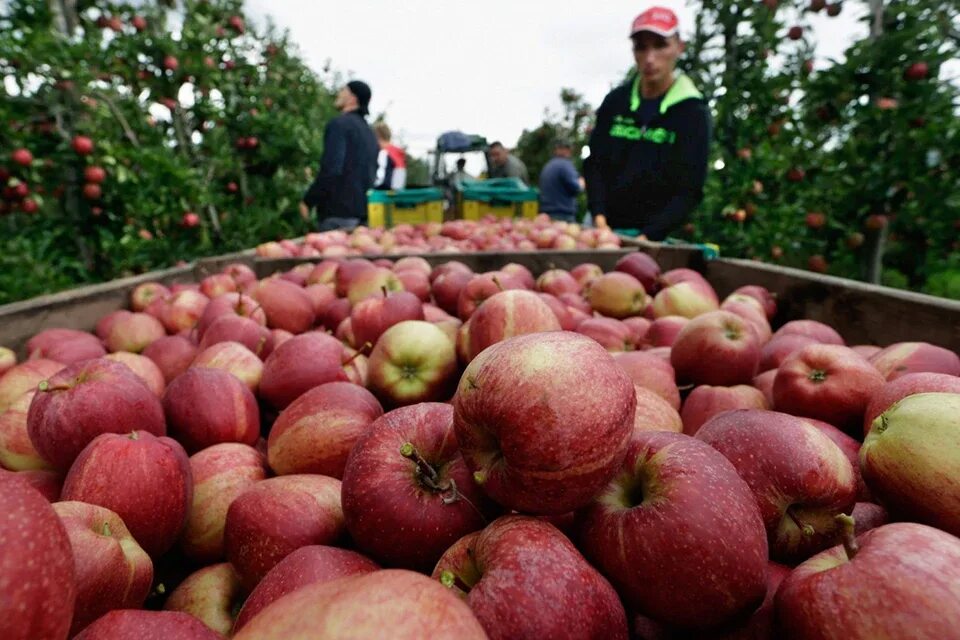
top-left (538, 139), bottom-right (585, 222)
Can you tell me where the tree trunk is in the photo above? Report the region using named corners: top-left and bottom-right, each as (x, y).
top-left (864, 0), bottom-right (886, 284)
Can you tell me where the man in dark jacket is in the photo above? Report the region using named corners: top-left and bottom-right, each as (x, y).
top-left (301, 80), bottom-right (380, 230)
top-left (539, 139), bottom-right (584, 222)
top-left (584, 7), bottom-right (710, 240)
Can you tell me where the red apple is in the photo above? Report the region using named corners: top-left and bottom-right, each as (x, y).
top-left (775, 522), bottom-right (960, 639)
top-left (430, 259), bottom-right (473, 283)
top-left (671, 311), bottom-right (761, 386)
top-left (199, 273), bottom-right (238, 299)
top-left (457, 271), bottom-right (522, 320)
top-left (181, 443), bottom-right (267, 563)
top-left (196, 292), bottom-right (267, 338)
top-left (346, 267), bottom-right (404, 306)
top-left (191, 341), bottom-right (264, 393)
top-left (1, 468), bottom-right (62, 502)
top-left (579, 431), bottom-right (767, 630)
top-left (198, 313), bottom-right (273, 358)
top-left (260, 332), bottom-right (349, 409)
top-left (163, 563), bottom-right (243, 637)
top-left (773, 319), bottom-right (844, 345)
top-left (232, 569), bottom-right (487, 640)
top-left (393, 256), bottom-right (431, 276)
top-left (759, 332), bottom-right (818, 371)
top-left (536, 268), bottom-right (581, 297)
top-left (720, 294), bottom-right (772, 344)
top-left (536, 292), bottom-right (577, 330)
top-left (860, 392), bottom-right (960, 536)
top-left (317, 297), bottom-right (351, 331)
top-left (680, 384), bottom-right (769, 435)
top-left (454, 332), bottom-right (634, 513)
top-left (27, 359), bottom-right (165, 471)
top-left (651, 280), bottom-right (719, 318)
top-left (62, 430), bottom-right (191, 557)
top-left (468, 289), bottom-right (561, 359)
top-left (253, 278), bottom-right (316, 334)
top-left (342, 403), bottom-right (495, 570)
top-left (868, 341), bottom-right (960, 380)
top-left (163, 368), bottom-right (259, 452)
top-left (224, 474), bottom-right (345, 590)
top-left (645, 315), bottom-right (689, 347)
top-left (0, 389), bottom-right (53, 471)
top-left (863, 372), bottom-right (960, 433)
top-left (233, 545), bottom-right (379, 632)
top-left (268, 382), bottom-right (383, 478)
top-left (142, 336), bottom-right (197, 384)
top-left (697, 409), bottom-right (857, 562)
top-left (773, 344), bottom-right (885, 428)
top-left (615, 252), bottom-right (661, 294)
top-left (0, 346), bottom-right (16, 377)
top-left (500, 262), bottom-right (536, 289)
top-left (334, 259), bottom-right (375, 297)
top-left (571, 262), bottom-right (604, 289)
top-left (587, 272), bottom-right (649, 319)
top-left (576, 317), bottom-right (635, 352)
top-left (160, 290), bottom-right (210, 334)
top-left (0, 475), bottom-right (76, 640)
top-left (103, 352), bottom-right (166, 396)
top-left (27, 328), bottom-right (106, 364)
top-left (622, 316), bottom-right (651, 346)
top-left (350, 290), bottom-right (425, 348)
top-left (71, 135), bottom-right (94, 155)
top-left (72, 610), bottom-right (222, 640)
top-left (53, 501), bottom-right (153, 635)
top-left (612, 351), bottom-right (681, 409)
top-left (851, 344), bottom-right (882, 359)
top-left (367, 320), bottom-right (459, 406)
top-left (803, 416), bottom-right (871, 501)
top-left (130, 282), bottom-right (170, 312)
top-left (732, 284), bottom-right (777, 320)
top-left (852, 501), bottom-right (889, 535)
top-left (432, 269), bottom-right (473, 316)
top-left (753, 368), bottom-right (777, 406)
top-left (632, 385), bottom-right (683, 433)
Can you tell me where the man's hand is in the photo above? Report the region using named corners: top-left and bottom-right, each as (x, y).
top-left (577, 176), bottom-right (586, 191)
top-left (299, 202), bottom-right (310, 220)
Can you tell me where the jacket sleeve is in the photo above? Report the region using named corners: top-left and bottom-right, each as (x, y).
top-left (561, 162), bottom-right (583, 196)
top-left (584, 93), bottom-right (615, 214)
top-left (640, 102), bottom-right (711, 241)
top-left (303, 119), bottom-right (347, 208)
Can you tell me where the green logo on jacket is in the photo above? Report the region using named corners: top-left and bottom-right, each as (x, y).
top-left (609, 122), bottom-right (676, 144)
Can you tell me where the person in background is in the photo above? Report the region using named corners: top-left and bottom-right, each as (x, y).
top-left (372, 122), bottom-right (407, 191)
top-left (584, 7), bottom-right (710, 240)
top-left (487, 141), bottom-right (530, 185)
top-left (300, 80), bottom-right (380, 230)
top-left (538, 139), bottom-right (585, 222)
top-left (449, 157), bottom-right (474, 191)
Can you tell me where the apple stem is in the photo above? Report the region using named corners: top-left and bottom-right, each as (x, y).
top-left (836, 513), bottom-right (859, 560)
top-left (400, 442), bottom-right (442, 486)
top-left (128, 431), bottom-right (140, 441)
top-left (439, 569), bottom-right (472, 593)
top-left (36, 380), bottom-right (71, 393)
top-left (786, 508), bottom-right (815, 537)
top-left (102, 521), bottom-right (112, 537)
top-left (491, 276), bottom-right (504, 292)
top-left (381, 286), bottom-right (388, 299)
top-left (342, 345), bottom-right (371, 366)
top-left (255, 336), bottom-right (268, 357)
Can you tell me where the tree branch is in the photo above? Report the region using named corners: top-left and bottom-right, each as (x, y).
top-left (95, 92), bottom-right (140, 148)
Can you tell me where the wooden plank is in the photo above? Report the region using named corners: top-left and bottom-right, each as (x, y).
top-left (0, 265), bottom-right (196, 356)
top-left (707, 258), bottom-right (960, 350)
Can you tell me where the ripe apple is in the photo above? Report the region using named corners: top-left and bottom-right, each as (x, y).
top-left (367, 320), bottom-right (459, 407)
top-left (803, 416), bottom-right (872, 501)
top-left (671, 310), bottom-right (761, 386)
top-left (536, 292), bottom-right (577, 330)
top-left (198, 314), bottom-right (273, 358)
top-left (903, 61), bottom-right (929, 81)
top-left (253, 278), bottom-right (316, 334)
top-left (53, 501), bottom-right (153, 635)
top-left (224, 474), bottom-right (345, 590)
top-left (199, 273), bottom-right (237, 299)
top-left (160, 290), bottom-right (210, 333)
top-left (579, 431), bottom-right (767, 630)
top-left (612, 351), bottom-right (681, 409)
top-left (868, 341), bottom-right (960, 380)
top-left (268, 382), bottom-right (383, 478)
top-left (500, 262), bottom-right (536, 289)
top-left (72, 610), bottom-right (223, 640)
top-left (773, 344), bottom-right (885, 428)
top-left (232, 569), bottom-right (487, 640)
top-left (536, 268), bottom-right (581, 297)
top-left (680, 384), bottom-right (769, 435)
top-left (196, 292), bottom-right (267, 337)
top-left (317, 297), bottom-right (351, 331)
top-left (27, 359), bottom-right (165, 471)
top-left (851, 344), bottom-right (882, 359)
top-left (632, 385), bottom-right (683, 433)
top-left (1, 389), bottom-right (54, 471)
top-left (860, 392), bottom-right (960, 536)
top-left (863, 372), bottom-right (960, 433)
top-left (0, 346), bottom-right (15, 377)
top-left (434, 521), bottom-right (629, 638)
top-left (181, 443), bottom-right (267, 563)
top-left (393, 268), bottom-right (431, 301)
top-left (0, 468), bottom-right (62, 502)
top-left (432, 269), bottom-right (473, 316)
top-left (651, 281), bottom-right (719, 319)
top-left (72, 135), bottom-right (94, 155)
top-left (346, 267), bottom-right (404, 306)
top-left (772, 319), bottom-right (844, 345)
top-left (587, 272), bottom-right (649, 319)
top-left (259, 332), bottom-right (350, 409)
top-left (101, 312), bottom-right (165, 355)
top-left (233, 545), bottom-right (379, 632)
top-left (27, 328), bottom-right (106, 364)
top-left (191, 341), bottom-right (264, 393)
top-left (62, 431), bottom-right (191, 557)
top-left (163, 368), bottom-right (260, 453)
top-left (142, 336), bottom-right (197, 384)
top-left (457, 271), bottom-right (523, 320)
top-left (163, 563), bottom-right (243, 637)
top-left (775, 521), bottom-right (960, 639)
top-left (454, 332), bottom-right (634, 514)
top-left (614, 252), bottom-right (661, 294)
top-left (576, 317), bottom-right (635, 352)
top-left (696, 409), bottom-right (857, 562)
top-left (752, 368), bottom-right (777, 406)
top-left (103, 352), bottom-right (166, 396)
top-left (571, 262), bottom-right (604, 289)
top-left (350, 290), bottom-right (425, 348)
top-left (0, 475), bottom-right (76, 640)
top-left (468, 290), bottom-right (561, 358)
top-left (393, 256), bottom-right (431, 276)
top-left (11, 147), bottom-right (33, 166)
top-left (645, 315), bottom-right (689, 347)
top-left (659, 267), bottom-right (709, 288)
top-left (759, 332), bottom-right (818, 371)
top-left (732, 284), bottom-right (777, 320)
top-left (720, 294), bottom-right (772, 344)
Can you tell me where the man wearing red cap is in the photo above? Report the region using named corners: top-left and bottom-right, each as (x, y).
top-left (584, 7), bottom-right (710, 240)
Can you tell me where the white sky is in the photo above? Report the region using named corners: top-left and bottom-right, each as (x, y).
top-left (249, 0), bottom-right (868, 158)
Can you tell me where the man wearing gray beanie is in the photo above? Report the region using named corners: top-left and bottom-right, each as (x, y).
top-left (301, 80), bottom-right (379, 230)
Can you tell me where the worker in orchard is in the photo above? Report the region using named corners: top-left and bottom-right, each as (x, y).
top-left (300, 80), bottom-right (380, 231)
top-left (584, 7), bottom-right (710, 240)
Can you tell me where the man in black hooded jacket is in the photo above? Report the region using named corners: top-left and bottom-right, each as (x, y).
top-left (301, 80), bottom-right (380, 230)
top-left (585, 7), bottom-right (710, 240)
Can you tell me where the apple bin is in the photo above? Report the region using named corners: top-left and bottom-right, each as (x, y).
top-left (1, 228), bottom-right (960, 639)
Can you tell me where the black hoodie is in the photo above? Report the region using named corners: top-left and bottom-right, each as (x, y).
top-left (303, 110), bottom-right (380, 223)
top-left (585, 73), bottom-right (710, 240)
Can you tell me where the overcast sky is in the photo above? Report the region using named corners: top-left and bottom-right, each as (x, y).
top-left (245, 0), bottom-right (870, 158)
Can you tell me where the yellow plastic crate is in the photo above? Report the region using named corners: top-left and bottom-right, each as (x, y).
top-left (367, 189), bottom-right (444, 228)
top-left (462, 199), bottom-right (538, 221)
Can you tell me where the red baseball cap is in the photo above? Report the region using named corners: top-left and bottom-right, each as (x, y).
top-left (630, 7), bottom-right (680, 38)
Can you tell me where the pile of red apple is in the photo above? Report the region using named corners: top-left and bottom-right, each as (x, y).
top-left (254, 215), bottom-right (622, 258)
top-left (2, 251), bottom-right (960, 640)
